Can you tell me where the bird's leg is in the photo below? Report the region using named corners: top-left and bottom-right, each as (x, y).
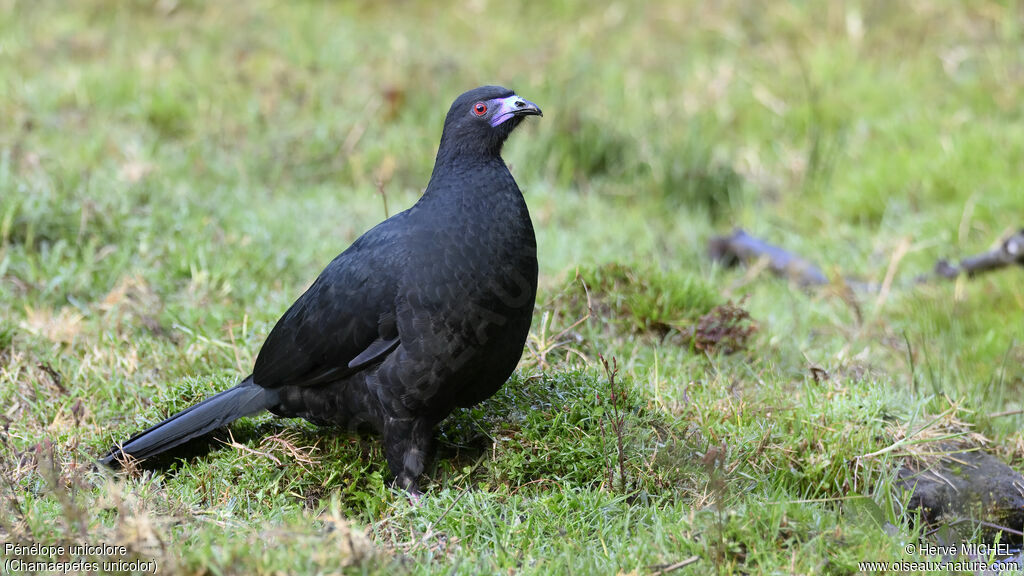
top-left (383, 416), bottom-right (433, 496)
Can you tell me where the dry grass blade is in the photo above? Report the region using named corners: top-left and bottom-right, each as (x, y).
top-left (259, 431), bottom-right (321, 471)
top-left (525, 274), bottom-right (592, 370)
top-left (222, 430), bottom-right (283, 466)
top-left (857, 402), bottom-right (986, 465)
top-left (220, 430), bottom-right (321, 470)
top-left (649, 556), bottom-right (700, 575)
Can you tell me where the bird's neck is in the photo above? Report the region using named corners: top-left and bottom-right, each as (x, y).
top-left (430, 145), bottom-right (504, 174)
top-left (419, 154), bottom-right (524, 217)
top-left (427, 153), bottom-right (513, 191)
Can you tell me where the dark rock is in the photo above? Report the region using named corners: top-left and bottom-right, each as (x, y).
top-left (898, 443), bottom-right (1024, 544)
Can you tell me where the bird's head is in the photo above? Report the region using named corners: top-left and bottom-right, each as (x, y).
top-left (436, 85), bottom-right (542, 161)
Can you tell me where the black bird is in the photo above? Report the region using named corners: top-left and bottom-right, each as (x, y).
top-left (101, 86), bottom-right (542, 493)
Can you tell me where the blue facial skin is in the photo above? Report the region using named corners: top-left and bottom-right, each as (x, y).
top-left (488, 94), bottom-right (543, 127)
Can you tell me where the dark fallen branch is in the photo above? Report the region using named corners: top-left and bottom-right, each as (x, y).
top-left (708, 228), bottom-right (828, 286)
top-left (710, 228), bottom-right (1024, 290)
top-left (932, 229), bottom-right (1024, 280)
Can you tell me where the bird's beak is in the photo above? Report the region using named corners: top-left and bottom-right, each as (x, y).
top-left (509, 96), bottom-right (543, 118)
top-left (490, 95), bottom-right (543, 126)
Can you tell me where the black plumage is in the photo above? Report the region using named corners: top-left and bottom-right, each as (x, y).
top-left (101, 86), bottom-right (543, 493)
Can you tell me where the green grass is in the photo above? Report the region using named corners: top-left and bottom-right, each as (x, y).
top-left (2, 0), bottom-right (1024, 574)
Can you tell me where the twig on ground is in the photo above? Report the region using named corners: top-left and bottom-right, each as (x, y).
top-left (649, 556), bottom-right (700, 574)
top-left (930, 228), bottom-right (1024, 280)
top-left (708, 228), bottom-right (827, 286)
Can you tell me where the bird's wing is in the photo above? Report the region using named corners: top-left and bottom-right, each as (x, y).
top-left (347, 336), bottom-right (401, 370)
top-left (252, 220), bottom-right (404, 389)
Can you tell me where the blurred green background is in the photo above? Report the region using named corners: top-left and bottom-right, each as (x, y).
top-left (2, 1), bottom-right (1023, 574)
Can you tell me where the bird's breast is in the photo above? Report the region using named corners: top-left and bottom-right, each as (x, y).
top-left (399, 188), bottom-right (537, 335)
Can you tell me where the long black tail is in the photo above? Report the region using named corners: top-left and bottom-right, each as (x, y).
top-left (100, 376), bottom-right (275, 467)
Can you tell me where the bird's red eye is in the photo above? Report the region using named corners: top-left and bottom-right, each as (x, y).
top-left (473, 102), bottom-right (487, 116)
